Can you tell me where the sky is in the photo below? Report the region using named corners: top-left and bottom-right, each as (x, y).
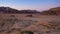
top-left (0, 0), bottom-right (60, 11)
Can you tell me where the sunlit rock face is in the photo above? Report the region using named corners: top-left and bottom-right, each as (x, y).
top-left (40, 7), bottom-right (60, 15)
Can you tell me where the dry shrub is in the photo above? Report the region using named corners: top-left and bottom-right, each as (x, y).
top-left (26, 15), bottom-right (33, 17)
top-left (21, 31), bottom-right (34, 34)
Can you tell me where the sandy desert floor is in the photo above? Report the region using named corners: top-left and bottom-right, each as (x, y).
top-left (0, 13), bottom-right (60, 34)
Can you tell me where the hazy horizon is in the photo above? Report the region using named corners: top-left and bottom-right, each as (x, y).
top-left (0, 0), bottom-right (60, 11)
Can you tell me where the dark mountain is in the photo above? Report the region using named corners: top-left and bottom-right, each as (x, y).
top-left (40, 7), bottom-right (60, 15)
top-left (0, 7), bottom-right (18, 13)
top-left (0, 7), bottom-right (60, 15)
top-left (0, 7), bottom-right (40, 14)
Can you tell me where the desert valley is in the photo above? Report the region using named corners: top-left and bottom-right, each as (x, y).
top-left (0, 7), bottom-right (60, 34)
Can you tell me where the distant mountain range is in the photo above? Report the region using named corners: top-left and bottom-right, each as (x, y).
top-left (0, 7), bottom-right (60, 15)
top-left (0, 7), bottom-right (40, 14)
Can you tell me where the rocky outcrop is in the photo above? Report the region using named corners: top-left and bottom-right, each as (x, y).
top-left (41, 7), bottom-right (60, 15)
